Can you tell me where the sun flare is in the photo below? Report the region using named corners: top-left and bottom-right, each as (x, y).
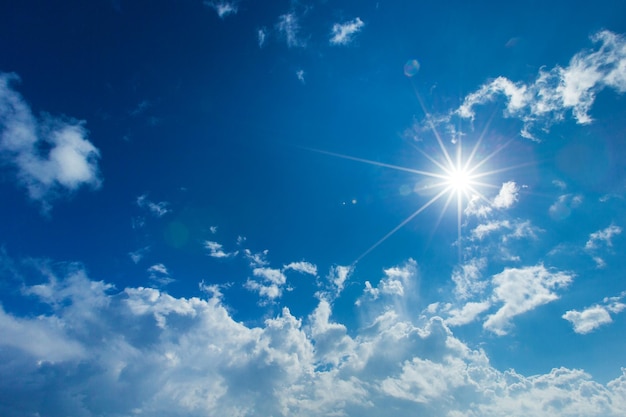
top-left (445, 167), bottom-right (473, 193)
top-left (307, 120), bottom-right (523, 264)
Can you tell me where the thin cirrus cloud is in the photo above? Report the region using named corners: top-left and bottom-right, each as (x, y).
top-left (329, 17), bottom-right (364, 45)
top-left (456, 30), bottom-right (626, 140)
top-left (0, 73), bottom-right (101, 208)
top-left (1, 261), bottom-right (625, 417)
top-left (136, 194), bottom-right (170, 217)
top-left (204, 1), bottom-right (238, 19)
top-left (276, 12), bottom-right (304, 48)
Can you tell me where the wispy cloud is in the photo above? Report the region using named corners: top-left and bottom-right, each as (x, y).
top-left (204, 1), bottom-right (238, 19)
top-left (129, 246), bottom-right (150, 264)
top-left (585, 223), bottom-right (622, 250)
top-left (457, 30), bottom-right (626, 140)
top-left (136, 194), bottom-right (170, 217)
top-left (147, 263), bottom-right (174, 285)
top-left (0, 73), bottom-right (101, 209)
top-left (257, 27), bottom-right (268, 48)
top-left (584, 223), bottom-right (622, 268)
top-left (296, 69), bottom-right (305, 84)
top-left (276, 12), bottom-right (304, 48)
top-left (563, 292), bottom-right (626, 334)
top-left (549, 193), bottom-right (583, 220)
top-left (284, 261), bottom-right (317, 276)
top-left (329, 17), bottom-right (364, 46)
top-left (204, 240), bottom-right (238, 258)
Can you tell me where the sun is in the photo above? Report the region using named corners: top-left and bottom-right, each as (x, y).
top-left (305, 123), bottom-right (519, 264)
top-left (445, 167), bottom-right (473, 194)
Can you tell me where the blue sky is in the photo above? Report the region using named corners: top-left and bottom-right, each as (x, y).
top-left (1, 0), bottom-right (626, 415)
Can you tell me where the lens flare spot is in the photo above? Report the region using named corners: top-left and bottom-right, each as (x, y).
top-left (404, 59), bottom-right (420, 77)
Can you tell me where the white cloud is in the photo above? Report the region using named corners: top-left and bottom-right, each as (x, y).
top-left (363, 259), bottom-right (418, 300)
top-left (0, 73), bottom-right (101, 207)
top-left (451, 258), bottom-right (487, 299)
top-left (1, 264), bottom-right (626, 417)
top-left (456, 30), bottom-right (626, 139)
top-left (204, 240), bottom-right (238, 258)
top-left (464, 194), bottom-right (493, 217)
top-left (204, 1), bottom-right (238, 19)
top-left (493, 181), bottom-right (520, 209)
top-left (484, 264), bottom-right (573, 335)
top-left (329, 17), bottom-right (364, 46)
top-left (563, 292), bottom-right (626, 334)
top-left (129, 246), bottom-right (150, 264)
top-left (563, 305), bottom-right (613, 334)
top-left (136, 194), bottom-right (170, 217)
top-left (445, 301), bottom-right (491, 326)
top-left (245, 267), bottom-right (288, 300)
top-left (327, 264), bottom-right (352, 296)
top-left (472, 220), bottom-right (511, 240)
top-left (296, 69), bottom-right (305, 84)
top-left (585, 224), bottom-right (622, 250)
top-left (276, 12), bottom-right (304, 48)
top-left (244, 248), bottom-right (269, 267)
top-left (549, 193), bottom-right (583, 220)
top-left (284, 261), bottom-right (317, 276)
top-left (472, 219), bottom-right (540, 242)
top-left (257, 27), bottom-right (267, 48)
top-left (148, 263), bottom-right (174, 285)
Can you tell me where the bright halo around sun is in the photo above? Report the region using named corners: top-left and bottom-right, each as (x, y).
top-left (306, 125), bottom-right (519, 264)
top-left (445, 167), bottom-right (473, 194)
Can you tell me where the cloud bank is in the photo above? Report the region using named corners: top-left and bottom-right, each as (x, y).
top-left (1, 261), bottom-right (625, 417)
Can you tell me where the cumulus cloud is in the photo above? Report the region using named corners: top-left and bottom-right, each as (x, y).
top-left (245, 267), bottom-right (288, 299)
top-left (363, 259), bottom-right (418, 300)
top-left (204, 1), bottom-right (238, 19)
top-left (0, 73), bottom-right (101, 207)
top-left (136, 194), bottom-right (170, 217)
top-left (457, 30), bottom-right (626, 139)
top-left (329, 17), bottom-right (364, 46)
top-left (1, 262), bottom-right (626, 417)
top-left (465, 181), bottom-right (521, 219)
top-left (563, 292), bottom-right (626, 334)
top-left (484, 264), bottom-right (573, 335)
top-left (493, 181), bottom-right (520, 209)
top-left (204, 240), bottom-right (238, 258)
